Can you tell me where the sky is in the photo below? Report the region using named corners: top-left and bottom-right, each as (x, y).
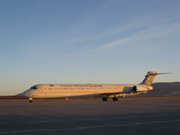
top-left (0, 0), bottom-right (180, 95)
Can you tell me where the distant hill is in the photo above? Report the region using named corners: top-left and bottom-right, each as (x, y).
top-left (136, 82), bottom-right (180, 97)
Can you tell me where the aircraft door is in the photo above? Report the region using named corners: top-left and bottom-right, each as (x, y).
top-left (38, 86), bottom-right (43, 94)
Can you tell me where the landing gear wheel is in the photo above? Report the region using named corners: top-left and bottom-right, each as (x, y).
top-left (112, 97), bottom-right (118, 101)
top-left (29, 98), bottom-right (33, 103)
top-left (102, 97), bottom-right (107, 101)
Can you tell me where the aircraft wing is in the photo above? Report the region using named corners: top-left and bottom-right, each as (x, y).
top-left (99, 91), bottom-right (145, 97)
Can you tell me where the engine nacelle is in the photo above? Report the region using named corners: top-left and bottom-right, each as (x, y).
top-left (132, 85), bottom-right (153, 92)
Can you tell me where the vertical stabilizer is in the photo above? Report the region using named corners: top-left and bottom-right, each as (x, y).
top-left (140, 72), bottom-right (157, 86)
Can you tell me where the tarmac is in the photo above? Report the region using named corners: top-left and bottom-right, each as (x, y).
top-left (0, 97), bottom-right (180, 135)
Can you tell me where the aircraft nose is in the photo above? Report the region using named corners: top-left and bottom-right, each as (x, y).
top-left (17, 90), bottom-right (31, 98)
top-left (17, 92), bottom-right (27, 97)
top-left (23, 92), bottom-right (31, 97)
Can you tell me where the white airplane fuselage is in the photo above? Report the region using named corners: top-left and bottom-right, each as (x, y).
top-left (19, 71), bottom-right (159, 102)
top-left (21, 84), bottom-right (153, 98)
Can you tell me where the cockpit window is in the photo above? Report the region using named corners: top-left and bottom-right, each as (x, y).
top-left (30, 86), bottom-right (38, 89)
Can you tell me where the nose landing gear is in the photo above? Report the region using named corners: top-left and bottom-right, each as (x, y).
top-left (29, 98), bottom-right (33, 103)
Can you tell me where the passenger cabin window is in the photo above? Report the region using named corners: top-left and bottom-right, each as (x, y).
top-left (30, 86), bottom-right (38, 89)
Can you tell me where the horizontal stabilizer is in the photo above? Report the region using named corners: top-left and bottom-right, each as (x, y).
top-left (140, 72), bottom-right (171, 86)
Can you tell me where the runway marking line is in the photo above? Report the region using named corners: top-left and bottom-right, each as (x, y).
top-left (0, 119), bottom-right (180, 134)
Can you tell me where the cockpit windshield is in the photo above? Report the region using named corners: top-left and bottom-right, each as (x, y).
top-left (30, 86), bottom-right (38, 90)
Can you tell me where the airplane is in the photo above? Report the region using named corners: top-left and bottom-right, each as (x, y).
top-left (19, 71), bottom-right (168, 102)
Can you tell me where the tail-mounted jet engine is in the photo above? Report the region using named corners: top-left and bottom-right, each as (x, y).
top-left (132, 85), bottom-right (153, 92)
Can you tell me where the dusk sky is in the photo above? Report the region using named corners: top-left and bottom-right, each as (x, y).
top-left (0, 0), bottom-right (180, 95)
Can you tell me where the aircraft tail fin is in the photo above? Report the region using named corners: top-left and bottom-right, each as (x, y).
top-left (140, 71), bottom-right (170, 86)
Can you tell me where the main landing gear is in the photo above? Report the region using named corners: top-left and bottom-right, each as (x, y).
top-left (102, 97), bottom-right (107, 101)
top-left (112, 97), bottom-right (118, 101)
top-left (102, 96), bottom-right (118, 101)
